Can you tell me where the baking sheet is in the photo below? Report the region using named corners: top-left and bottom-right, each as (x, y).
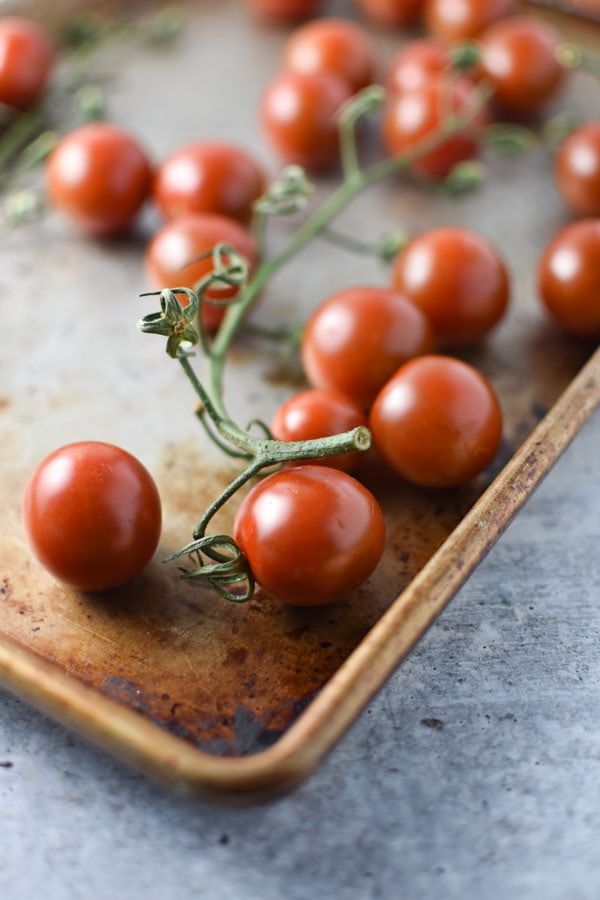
top-left (0, 0), bottom-right (599, 798)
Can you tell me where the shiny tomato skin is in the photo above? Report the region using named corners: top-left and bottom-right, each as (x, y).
top-left (244, 0), bottom-right (325, 20)
top-left (370, 356), bottom-right (503, 488)
top-left (281, 17), bottom-right (379, 94)
top-left (145, 213), bottom-right (257, 333)
top-left (0, 17), bottom-right (55, 110)
top-left (424, 0), bottom-right (515, 40)
top-left (381, 76), bottom-right (487, 179)
top-left (537, 219), bottom-right (600, 337)
top-left (555, 122), bottom-right (600, 218)
top-left (153, 141), bottom-right (267, 224)
top-left (260, 70), bottom-right (351, 170)
top-left (387, 38), bottom-right (450, 95)
top-left (479, 15), bottom-right (565, 118)
top-left (355, 0), bottom-right (424, 28)
top-left (45, 122), bottom-right (152, 236)
top-left (233, 465), bottom-right (385, 606)
top-left (391, 227), bottom-right (510, 346)
top-left (301, 286), bottom-right (435, 411)
top-left (22, 442), bottom-right (162, 592)
top-left (270, 389), bottom-right (369, 472)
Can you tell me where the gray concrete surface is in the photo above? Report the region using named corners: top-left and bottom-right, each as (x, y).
top-left (1, 408), bottom-right (600, 900)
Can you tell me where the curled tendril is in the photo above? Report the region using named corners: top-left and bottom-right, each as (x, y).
top-left (137, 287), bottom-right (199, 357)
top-left (253, 164), bottom-right (314, 216)
top-left (164, 533), bottom-right (254, 602)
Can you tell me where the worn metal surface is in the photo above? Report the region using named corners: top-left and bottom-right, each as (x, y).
top-left (0, 0), bottom-right (598, 796)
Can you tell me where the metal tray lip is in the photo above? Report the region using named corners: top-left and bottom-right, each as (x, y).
top-left (2, 345), bottom-right (598, 801)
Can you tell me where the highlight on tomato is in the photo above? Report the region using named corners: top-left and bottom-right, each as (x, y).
top-left (260, 69), bottom-right (352, 170)
top-left (22, 442), bottom-right (162, 592)
top-left (479, 15), bottom-right (566, 119)
top-left (537, 218), bottom-right (600, 337)
top-left (387, 38), bottom-right (451, 95)
top-left (554, 122), bottom-right (600, 218)
top-left (424, 0), bottom-right (515, 41)
top-left (301, 285), bottom-right (435, 411)
top-left (144, 212), bottom-right (257, 333)
top-left (390, 227), bottom-right (510, 346)
top-left (0, 16), bottom-right (55, 110)
top-left (369, 356), bottom-right (503, 488)
top-left (381, 76), bottom-right (488, 179)
top-left (153, 141), bottom-right (267, 224)
top-left (45, 122), bottom-right (153, 236)
top-left (233, 465), bottom-right (386, 606)
top-left (270, 388), bottom-right (369, 472)
top-left (281, 17), bottom-right (380, 94)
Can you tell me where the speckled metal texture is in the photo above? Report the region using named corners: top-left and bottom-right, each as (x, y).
top-left (0, 0), bottom-right (598, 798)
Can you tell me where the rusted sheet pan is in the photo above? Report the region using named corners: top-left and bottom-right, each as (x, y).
top-left (0, 0), bottom-right (598, 798)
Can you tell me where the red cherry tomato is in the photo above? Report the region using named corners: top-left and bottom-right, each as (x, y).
top-left (153, 141), bottom-right (267, 224)
top-left (260, 70), bottom-right (351, 170)
top-left (0, 16), bottom-right (55, 110)
top-left (369, 356), bottom-right (503, 487)
top-left (145, 213), bottom-right (257, 333)
top-left (355, 0), bottom-right (424, 28)
top-left (243, 0), bottom-right (325, 21)
top-left (270, 388), bottom-right (369, 472)
top-left (301, 285), bottom-right (434, 410)
top-left (391, 227), bottom-right (510, 346)
top-left (555, 122), bottom-right (600, 218)
top-left (381, 76), bottom-right (487, 179)
top-left (479, 15), bottom-right (566, 119)
top-left (537, 218), bottom-right (600, 337)
top-left (233, 465), bottom-right (386, 606)
top-left (387, 38), bottom-right (450, 95)
top-left (45, 122), bottom-right (152, 237)
top-left (22, 442), bottom-right (162, 592)
top-left (281, 17), bottom-right (379, 94)
top-left (424, 0), bottom-right (515, 40)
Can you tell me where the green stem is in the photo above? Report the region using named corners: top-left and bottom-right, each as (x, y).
top-left (192, 425), bottom-right (371, 538)
top-left (0, 107), bottom-right (44, 172)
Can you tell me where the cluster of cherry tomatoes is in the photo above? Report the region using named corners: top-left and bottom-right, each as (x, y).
top-left (8, 3), bottom-right (600, 604)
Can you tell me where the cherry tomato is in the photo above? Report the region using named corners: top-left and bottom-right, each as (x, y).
top-left (424, 0), bottom-right (515, 41)
top-left (301, 286), bottom-right (434, 411)
top-left (355, 0), bottom-right (424, 28)
top-left (555, 122), bottom-right (600, 218)
top-left (387, 38), bottom-right (450, 95)
top-left (369, 356), bottom-right (503, 487)
top-left (479, 15), bottom-right (566, 119)
top-left (260, 70), bottom-right (351, 170)
top-left (391, 227), bottom-right (510, 346)
top-left (243, 0), bottom-right (325, 21)
top-left (233, 465), bottom-right (385, 606)
top-left (45, 122), bottom-right (152, 237)
top-left (22, 442), bottom-right (162, 592)
top-left (145, 213), bottom-right (257, 333)
top-left (270, 389), bottom-right (369, 472)
top-left (153, 141), bottom-right (267, 224)
top-left (537, 218), bottom-right (600, 337)
top-left (281, 17), bottom-right (379, 94)
top-left (381, 76), bottom-right (487, 179)
top-left (0, 16), bottom-right (55, 110)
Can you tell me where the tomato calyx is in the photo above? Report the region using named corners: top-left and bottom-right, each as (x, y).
top-left (139, 242), bottom-right (250, 357)
top-left (165, 533), bottom-right (255, 603)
